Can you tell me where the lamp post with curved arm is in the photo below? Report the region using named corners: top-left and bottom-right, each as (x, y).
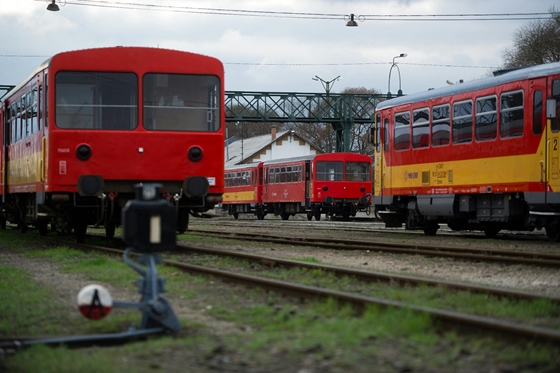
top-left (387, 53), bottom-right (407, 99)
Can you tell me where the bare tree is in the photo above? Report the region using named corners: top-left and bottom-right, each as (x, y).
top-left (502, 7), bottom-right (560, 68)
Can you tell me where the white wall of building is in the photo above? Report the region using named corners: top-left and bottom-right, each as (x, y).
top-left (253, 135), bottom-right (317, 162)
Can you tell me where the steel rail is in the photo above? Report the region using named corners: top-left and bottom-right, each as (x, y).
top-left (42, 237), bottom-right (560, 344)
top-left (173, 243), bottom-right (560, 303)
top-left (189, 229), bottom-right (560, 267)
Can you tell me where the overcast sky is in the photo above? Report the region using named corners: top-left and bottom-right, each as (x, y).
top-left (1, 0), bottom-right (557, 96)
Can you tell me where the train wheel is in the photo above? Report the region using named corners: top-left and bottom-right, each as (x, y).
top-left (256, 212), bottom-right (265, 220)
top-left (38, 220), bottom-right (49, 237)
top-left (307, 213), bottom-right (313, 221)
top-left (545, 227), bottom-right (560, 242)
top-left (105, 223), bottom-right (116, 238)
top-left (483, 228), bottom-right (500, 238)
top-left (342, 212), bottom-right (350, 221)
top-left (74, 222), bottom-right (87, 243)
top-left (281, 212), bottom-right (290, 220)
top-left (314, 212), bottom-right (321, 221)
top-left (233, 212), bottom-right (239, 220)
top-left (19, 222), bottom-right (28, 233)
top-left (0, 217), bottom-right (6, 230)
top-left (423, 223), bottom-right (439, 236)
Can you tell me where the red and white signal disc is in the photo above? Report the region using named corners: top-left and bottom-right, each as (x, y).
top-left (77, 284), bottom-right (113, 320)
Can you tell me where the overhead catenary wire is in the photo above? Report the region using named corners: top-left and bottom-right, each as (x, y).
top-left (0, 55), bottom-right (497, 69)
top-left (33, 0), bottom-right (553, 21)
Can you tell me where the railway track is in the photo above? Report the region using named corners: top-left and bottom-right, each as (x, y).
top-left (195, 217), bottom-right (552, 242)
top-left (37, 236), bottom-right (560, 345)
top-left (188, 229), bottom-right (560, 267)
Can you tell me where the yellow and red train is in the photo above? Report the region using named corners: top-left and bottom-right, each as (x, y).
top-left (0, 47), bottom-right (224, 242)
top-left (373, 62), bottom-right (560, 240)
top-left (223, 153), bottom-right (372, 220)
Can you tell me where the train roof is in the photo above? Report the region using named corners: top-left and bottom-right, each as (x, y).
top-left (225, 162), bottom-right (261, 171)
top-left (2, 58), bottom-right (51, 102)
top-left (226, 152), bottom-right (370, 170)
top-left (376, 61), bottom-right (560, 111)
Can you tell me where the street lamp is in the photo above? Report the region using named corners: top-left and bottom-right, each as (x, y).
top-left (47, 0), bottom-right (60, 11)
top-left (387, 53), bottom-right (407, 99)
top-left (312, 75), bottom-right (341, 96)
top-left (313, 75), bottom-right (341, 153)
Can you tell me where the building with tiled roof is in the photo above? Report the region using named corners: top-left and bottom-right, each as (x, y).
top-left (225, 126), bottom-right (323, 168)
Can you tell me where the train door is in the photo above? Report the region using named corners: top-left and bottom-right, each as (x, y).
top-left (546, 77), bottom-right (560, 198)
top-left (305, 161), bottom-right (311, 206)
top-left (373, 114), bottom-right (385, 202)
top-left (0, 102), bottom-right (4, 202)
top-left (375, 114), bottom-right (392, 206)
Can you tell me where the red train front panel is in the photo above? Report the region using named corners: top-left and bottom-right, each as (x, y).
top-left (1, 47), bottom-right (225, 240)
top-left (309, 153), bottom-right (372, 205)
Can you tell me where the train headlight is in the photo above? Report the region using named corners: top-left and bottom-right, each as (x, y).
top-left (76, 144), bottom-right (92, 161)
top-left (360, 186), bottom-right (366, 192)
top-left (188, 146), bottom-right (203, 162)
top-left (323, 185), bottom-right (329, 191)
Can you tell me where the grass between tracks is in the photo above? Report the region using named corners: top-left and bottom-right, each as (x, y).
top-left (0, 228), bottom-right (559, 373)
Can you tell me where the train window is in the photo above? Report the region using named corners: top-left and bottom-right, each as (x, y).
top-left (280, 167), bottom-right (286, 183)
top-left (31, 86), bottom-right (38, 133)
top-left (22, 96), bottom-right (29, 139)
top-left (286, 167), bottom-right (292, 182)
top-left (552, 80), bottom-right (560, 132)
top-left (500, 91), bottom-right (524, 138)
top-left (346, 162), bottom-right (370, 181)
top-left (143, 73), bottom-right (220, 132)
top-left (383, 118), bottom-right (389, 152)
top-left (56, 72), bottom-right (138, 130)
top-left (45, 73), bottom-right (48, 127)
top-left (26, 92), bottom-right (33, 137)
top-left (475, 95), bottom-right (497, 141)
top-left (533, 91), bottom-right (543, 135)
top-left (316, 161), bottom-right (343, 181)
top-left (275, 167), bottom-right (281, 183)
top-left (432, 104), bottom-right (450, 147)
top-left (10, 103), bottom-right (16, 144)
top-left (553, 79), bottom-right (560, 96)
top-left (452, 100), bottom-right (473, 144)
top-left (394, 112), bottom-right (410, 151)
top-left (38, 86), bottom-right (42, 131)
top-left (412, 108), bottom-right (430, 149)
top-left (268, 168), bottom-right (274, 184)
top-left (375, 113), bottom-right (381, 153)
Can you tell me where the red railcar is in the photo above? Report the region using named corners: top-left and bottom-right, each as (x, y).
top-left (372, 62), bottom-right (560, 240)
top-left (0, 47), bottom-right (224, 242)
top-left (223, 162), bottom-right (265, 219)
top-left (222, 153), bottom-right (372, 220)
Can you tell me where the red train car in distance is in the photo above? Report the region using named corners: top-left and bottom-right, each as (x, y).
top-left (0, 47), bottom-right (225, 242)
top-left (223, 152), bottom-right (372, 220)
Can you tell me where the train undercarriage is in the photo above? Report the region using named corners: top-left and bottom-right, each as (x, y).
top-left (375, 192), bottom-right (560, 241)
top-left (0, 189), bottom-right (221, 243)
top-left (225, 197), bottom-right (371, 221)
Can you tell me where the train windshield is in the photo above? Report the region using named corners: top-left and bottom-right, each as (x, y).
top-left (316, 161), bottom-right (344, 181)
top-left (346, 162), bottom-right (371, 181)
top-left (55, 72), bottom-right (138, 130)
top-left (142, 73), bottom-right (220, 132)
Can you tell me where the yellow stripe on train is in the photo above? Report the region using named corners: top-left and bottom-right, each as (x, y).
top-left (387, 152), bottom-right (541, 190)
top-left (7, 151), bottom-right (43, 185)
top-left (222, 190), bottom-right (256, 202)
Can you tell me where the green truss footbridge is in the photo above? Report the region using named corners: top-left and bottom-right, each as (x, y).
top-left (225, 91), bottom-right (389, 152)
